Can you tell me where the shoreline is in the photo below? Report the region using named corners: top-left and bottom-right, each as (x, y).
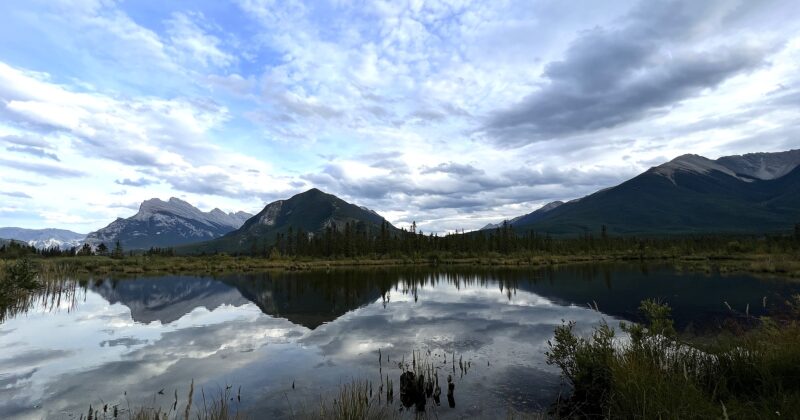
top-left (6, 252), bottom-right (799, 279)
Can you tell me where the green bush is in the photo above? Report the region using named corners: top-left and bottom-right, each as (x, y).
top-left (547, 298), bottom-right (800, 419)
top-left (3, 258), bottom-right (39, 290)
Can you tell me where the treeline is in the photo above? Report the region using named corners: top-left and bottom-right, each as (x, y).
top-left (0, 240), bottom-right (135, 259)
top-left (0, 242), bottom-right (76, 258)
top-left (242, 221), bottom-right (800, 258)
top-left (3, 221), bottom-right (800, 260)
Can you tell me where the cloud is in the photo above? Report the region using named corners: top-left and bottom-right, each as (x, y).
top-left (107, 201), bottom-right (140, 210)
top-left (0, 61), bottom-right (225, 169)
top-left (6, 145), bottom-right (60, 161)
top-left (115, 178), bottom-right (157, 187)
top-left (165, 12), bottom-right (236, 68)
top-left (0, 191), bottom-right (32, 199)
top-left (0, 157), bottom-right (86, 178)
top-left (206, 73), bottom-right (255, 96)
top-left (482, 0), bottom-right (773, 147)
top-left (0, 60), bottom-right (295, 204)
top-left (1, 0), bottom-right (799, 234)
top-left (0, 349), bottom-right (73, 371)
top-left (1, 134), bottom-right (50, 148)
top-left (420, 162), bottom-right (485, 176)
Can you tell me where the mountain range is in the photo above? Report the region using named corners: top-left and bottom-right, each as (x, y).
top-left (4, 149), bottom-right (799, 252)
top-left (491, 149), bottom-right (800, 235)
top-left (85, 198), bottom-right (253, 250)
top-left (0, 228), bottom-right (86, 250)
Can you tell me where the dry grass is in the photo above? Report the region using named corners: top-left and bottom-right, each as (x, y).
top-left (18, 251), bottom-right (800, 280)
top-left (310, 380), bottom-right (399, 420)
top-left (81, 381), bottom-right (244, 420)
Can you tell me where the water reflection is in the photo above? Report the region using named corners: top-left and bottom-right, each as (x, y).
top-left (1, 264), bottom-right (799, 419)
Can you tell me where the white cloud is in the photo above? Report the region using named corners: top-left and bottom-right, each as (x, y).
top-left (165, 12), bottom-right (236, 68)
top-left (1, 0), bottom-right (800, 233)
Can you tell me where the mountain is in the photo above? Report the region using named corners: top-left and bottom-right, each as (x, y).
top-left (182, 188), bottom-right (395, 254)
top-left (481, 201), bottom-right (564, 230)
top-left (0, 238), bottom-right (28, 247)
top-left (0, 228), bottom-right (86, 250)
top-left (85, 198), bottom-right (253, 250)
top-left (91, 276), bottom-right (249, 324)
top-left (507, 150), bottom-right (800, 236)
top-left (220, 273), bottom-right (386, 329)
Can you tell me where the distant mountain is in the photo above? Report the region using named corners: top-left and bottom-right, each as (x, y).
top-left (481, 201), bottom-right (564, 230)
top-left (0, 238), bottom-right (28, 247)
top-left (183, 188), bottom-right (396, 254)
top-left (91, 276), bottom-right (249, 324)
top-left (86, 198), bottom-right (253, 250)
top-left (507, 150), bottom-right (800, 236)
top-left (0, 227), bottom-right (85, 250)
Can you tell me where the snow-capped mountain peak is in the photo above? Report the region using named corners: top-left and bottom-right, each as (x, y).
top-left (133, 197), bottom-right (251, 229)
top-left (85, 198), bottom-right (253, 250)
top-left (0, 228), bottom-right (86, 250)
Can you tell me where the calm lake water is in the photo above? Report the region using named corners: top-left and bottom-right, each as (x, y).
top-left (2, 264), bottom-right (799, 419)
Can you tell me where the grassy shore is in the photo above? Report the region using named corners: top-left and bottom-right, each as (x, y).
top-left (547, 299), bottom-right (800, 419)
top-left (2, 250), bottom-right (799, 280)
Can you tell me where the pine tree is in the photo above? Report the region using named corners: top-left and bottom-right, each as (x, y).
top-left (97, 243), bottom-right (108, 255)
top-left (112, 240), bottom-right (124, 259)
top-left (79, 243), bottom-right (93, 256)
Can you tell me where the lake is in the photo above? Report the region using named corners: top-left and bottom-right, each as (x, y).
top-left (2, 264), bottom-right (799, 419)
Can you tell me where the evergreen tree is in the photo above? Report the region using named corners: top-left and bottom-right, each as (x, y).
top-left (112, 240), bottom-right (124, 259)
top-left (96, 243), bottom-right (109, 255)
top-left (287, 226), bottom-right (294, 256)
top-left (78, 243), bottom-right (93, 256)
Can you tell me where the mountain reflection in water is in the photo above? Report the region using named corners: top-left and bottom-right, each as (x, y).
top-left (1, 264), bottom-right (799, 419)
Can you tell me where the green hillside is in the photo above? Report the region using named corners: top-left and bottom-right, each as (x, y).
top-left (180, 189), bottom-right (397, 255)
top-left (515, 166), bottom-right (800, 236)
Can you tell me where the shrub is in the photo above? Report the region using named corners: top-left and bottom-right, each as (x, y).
top-left (547, 299), bottom-right (800, 419)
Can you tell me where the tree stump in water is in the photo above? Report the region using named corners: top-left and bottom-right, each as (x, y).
top-left (400, 371), bottom-right (426, 411)
top-left (447, 374), bottom-right (456, 408)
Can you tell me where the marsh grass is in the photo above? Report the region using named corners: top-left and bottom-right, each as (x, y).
top-left (505, 409), bottom-right (550, 420)
top-left (9, 247), bottom-right (797, 280)
top-left (81, 381), bottom-right (244, 420)
top-left (311, 380), bottom-right (399, 420)
top-left (547, 298), bottom-right (800, 419)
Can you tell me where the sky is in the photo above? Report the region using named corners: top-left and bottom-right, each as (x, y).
top-left (0, 0), bottom-right (799, 234)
